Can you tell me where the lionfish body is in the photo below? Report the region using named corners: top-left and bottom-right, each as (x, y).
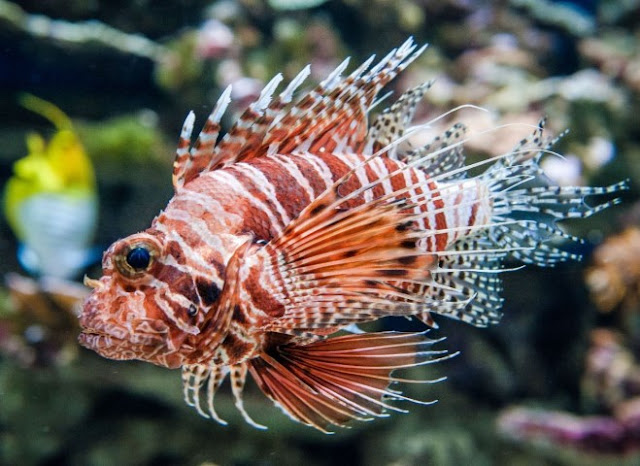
top-left (79, 39), bottom-right (625, 432)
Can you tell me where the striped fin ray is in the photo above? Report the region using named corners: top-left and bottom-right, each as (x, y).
top-left (173, 39), bottom-right (426, 184)
top-left (248, 331), bottom-right (450, 433)
top-left (208, 66), bottom-right (313, 169)
top-left (233, 66), bottom-right (311, 163)
top-left (172, 86), bottom-right (231, 190)
top-left (181, 362), bottom-right (267, 429)
top-left (482, 120), bottom-right (629, 266)
top-left (255, 188), bottom-right (443, 334)
top-left (203, 74), bottom-right (284, 171)
top-left (172, 111), bottom-right (195, 190)
top-left (362, 81), bottom-right (433, 156)
top-left (402, 122), bottom-right (468, 181)
top-left (230, 362), bottom-right (267, 429)
top-left (424, 237), bottom-right (505, 327)
top-left (173, 65), bottom-right (310, 185)
top-left (259, 38), bottom-right (426, 157)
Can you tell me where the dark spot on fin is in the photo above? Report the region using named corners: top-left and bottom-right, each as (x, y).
top-left (395, 222), bottom-right (412, 232)
top-left (310, 203), bottom-right (327, 216)
top-left (401, 239), bottom-right (417, 249)
top-left (398, 255), bottom-right (417, 265)
top-left (378, 269), bottom-right (409, 277)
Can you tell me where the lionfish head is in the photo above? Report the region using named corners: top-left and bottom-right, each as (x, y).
top-left (79, 230), bottom-right (226, 368)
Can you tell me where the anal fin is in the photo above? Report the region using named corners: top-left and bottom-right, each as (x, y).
top-left (428, 237), bottom-right (505, 327)
top-left (248, 331), bottom-right (450, 432)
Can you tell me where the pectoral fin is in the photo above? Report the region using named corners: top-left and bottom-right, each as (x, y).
top-left (248, 331), bottom-right (451, 433)
top-left (252, 186), bottom-right (438, 334)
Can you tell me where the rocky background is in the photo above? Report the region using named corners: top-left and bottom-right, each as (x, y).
top-left (1, 0), bottom-right (640, 465)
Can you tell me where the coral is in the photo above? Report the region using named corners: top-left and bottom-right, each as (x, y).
top-left (583, 329), bottom-right (640, 410)
top-left (497, 329), bottom-right (640, 458)
top-left (498, 403), bottom-right (640, 455)
top-left (0, 273), bottom-right (86, 367)
top-left (585, 228), bottom-right (640, 319)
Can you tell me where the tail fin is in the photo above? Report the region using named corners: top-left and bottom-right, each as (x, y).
top-left (417, 120), bottom-right (627, 329)
top-left (248, 332), bottom-right (451, 433)
top-left (481, 120), bottom-right (628, 266)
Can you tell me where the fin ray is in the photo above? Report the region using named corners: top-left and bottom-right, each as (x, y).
top-left (248, 331), bottom-right (447, 431)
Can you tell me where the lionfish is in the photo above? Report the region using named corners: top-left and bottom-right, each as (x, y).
top-left (79, 39), bottom-right (626, 432)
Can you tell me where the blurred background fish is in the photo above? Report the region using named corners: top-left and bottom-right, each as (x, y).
top-left (3, 94), bottom-right (99, 279)
top-left (0, 95), bottom-right (99, 367)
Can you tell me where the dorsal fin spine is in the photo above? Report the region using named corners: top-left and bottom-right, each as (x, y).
top-left (281, 65), bottom-right (311, 104)
top-left (211, 85), bottom-right (233, 123)
top-left (178, 38), bottom-right (428, 180)
top-left (178, 111), bottom-right (195, 153)
top-left (320, 57), bottom-right (351, 89)
top-left (250, 74), bottom-right (283, 113)
top-left (172, 111), bottom-right (196, 190)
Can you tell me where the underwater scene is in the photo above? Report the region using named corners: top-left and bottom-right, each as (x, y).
top-left (1, 0), bottom-right (640, 465)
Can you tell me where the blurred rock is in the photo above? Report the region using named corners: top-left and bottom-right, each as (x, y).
top-left (586, 228), bottom-right (640, 317)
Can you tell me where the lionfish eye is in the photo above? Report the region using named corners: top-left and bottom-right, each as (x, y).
top-left (126, 246), bottom-right (151, 271)
top-left (114, 237), bottom-right (161, 279)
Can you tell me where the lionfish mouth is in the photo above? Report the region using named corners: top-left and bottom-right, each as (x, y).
top-left (77, 330), bottom-right (117, 349)
top-left (78, 328), bottom-right (166, 357)
top-left (77, 321), bottom-right (129, 347)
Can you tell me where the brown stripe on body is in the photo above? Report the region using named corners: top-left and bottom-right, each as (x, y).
top-left (383, 156), bottom-right (409, 193)
top-left (314, 152), bottom-right (374, 209)
top-left (243, 262), bottom-right (285, 317)
top-left (156, 264), bottom-right (200, 305)
top-left (248, 157), bottom-right (312, 222)
top-left (363, 160), bottom-right (387, 199)
top-left (468, 197), bottom-right (480, 235)
top-left (316, 152), bottom-right (352, 183)
top-left (156, 215), bottom-right (224, 268)
top-left (287, 155), bottom-right (335, 198)
top-left (223, 166), bottom-right (283, 239)
top-left (221, 331), bottom-right (256, 363)
top-left (426, 180), bottom-right (448, 251)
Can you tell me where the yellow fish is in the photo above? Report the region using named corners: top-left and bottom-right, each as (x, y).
top-left (4, 95), bottom-right (98, 279)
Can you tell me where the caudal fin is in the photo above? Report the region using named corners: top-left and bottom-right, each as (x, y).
top-left (415, 120), bottom-right (627, 328)
top-left (482, 119), bottom-right (628, 266)
top-left (248, 331), bottom-right (451, 433)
